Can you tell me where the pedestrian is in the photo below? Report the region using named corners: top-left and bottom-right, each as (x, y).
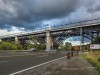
top-left (71, 50), bottom-right (73, 57)
top-left (66, 52), bottom-right (70, 61)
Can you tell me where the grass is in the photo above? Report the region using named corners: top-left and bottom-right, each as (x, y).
top-left (80, 50), bottom-right (100, 73)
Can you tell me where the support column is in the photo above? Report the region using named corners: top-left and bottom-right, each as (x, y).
top-left (0, 39), bottom-right (2, 42)
top-left (15, 36), bottom-right (19, 44)
top-left (80, 27), bottom-right (83, 52)
top-left (46, 31), bottom-right (53, 51)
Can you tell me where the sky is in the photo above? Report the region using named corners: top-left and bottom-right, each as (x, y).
top-left (0, 0), bottom-right (100, 35)
top-left (64, 36), bottom-right (90, 46)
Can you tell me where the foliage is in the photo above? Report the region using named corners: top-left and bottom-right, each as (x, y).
top-left (26, 43), bottom-right (46, 50)
top-left (64, 42), bottom-right (72, 50)
top-left (28, 35), bottom-right (45, 44)
top-left (98, 56), bottom-right (100, 62)
top-left (16, 44), bottom-right (23, 50)
top-left (27, 35), bottom-right (46, 50)
top-left (58, 42), bottom-right (72, 51)
top-left (0, 41), bottom-right (46, 50)
top-left (80, 51), bottom-right (100, 73)
top-left (0, 42), bottom-right (18, 50)
top-left (92, 36), bottom-right (100, 44)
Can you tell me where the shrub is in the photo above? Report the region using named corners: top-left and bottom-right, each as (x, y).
top-left (98, 57), bottom-right (100, 62)
top-left (26, 43), bottom-right (46, 50)
top-left (0, 42), bottom-right (18, 50)
top-left (96, 62), bottom-right (100, 72)
top-left (81, 51), bottom-right (100, 73)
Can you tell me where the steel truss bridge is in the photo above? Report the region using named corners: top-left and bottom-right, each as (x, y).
top-left (0, 18), bottom-right (100, 51)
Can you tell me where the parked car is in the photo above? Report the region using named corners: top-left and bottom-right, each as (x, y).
top-left (29, 48), bottom-right (37, 52)
top-left (49, 49), bottom-right (57, 53)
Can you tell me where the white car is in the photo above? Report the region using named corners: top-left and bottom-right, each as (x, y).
top-left (29, 48), bottom-right (37, 52)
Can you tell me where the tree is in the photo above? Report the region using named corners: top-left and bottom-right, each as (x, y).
top-left (28, 35), bottom-right (45, 44)
top-left (0, 42), bottom-right (18, 50)
top-left (93, 36), bottom-right (100, 44)
top-left (27, 35), bottom-right (46, 50)
top-left (65, 42), bottom-right (72, 50)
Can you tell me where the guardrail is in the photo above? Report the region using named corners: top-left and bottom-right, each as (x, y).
top-left (0, 18), bottom-right (100, 38)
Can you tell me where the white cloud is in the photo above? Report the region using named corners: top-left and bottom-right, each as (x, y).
top-left (0, 0), bottom-right (100, 34)
top-left (63, 36), bottom-right (91, 46)
top-left (0, 26), bottom-right (24, 36)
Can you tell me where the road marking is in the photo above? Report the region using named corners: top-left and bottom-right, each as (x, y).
top-left (0, 54), bottom-right (38, 57)
top-left (0, 55), bottom-right (35, 57)
top-left (0, 61), bottom-right (8, 63)
top-left (0, 53), bottom-right (49, 57)
top-left (37, 55), bottom-right (48, 57)
top-left (9, 56), bottom-right (65, 75)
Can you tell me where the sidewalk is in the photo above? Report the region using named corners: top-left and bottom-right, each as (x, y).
top-left (15, 56), bottom-right (99, 75)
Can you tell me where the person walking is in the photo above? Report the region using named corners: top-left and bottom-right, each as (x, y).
top-left (66, 52), bottom-right (70, 61)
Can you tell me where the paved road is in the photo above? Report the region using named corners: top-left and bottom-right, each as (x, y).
top-left (0, 52), bottom-right (64, 75)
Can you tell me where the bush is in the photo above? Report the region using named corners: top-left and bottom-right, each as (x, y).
top-left (80, 51), bottom-right (100, 73)
top-left (96, 62), bottom-right (100, 72)
top-left (0, 42), bottom-right (18, 50)
top-left (26, 43), bottom-right (46, 50)
top-left (98, 57), bottom-right (100, 62)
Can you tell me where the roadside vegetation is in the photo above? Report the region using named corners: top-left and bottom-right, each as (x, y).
top-left (0, 41), bottom-right (18, 50)
top-left (0, 35), bottom-right (46, 50)
top-left (58, 42), bottom-right (73, 51)
top-left (25, 43), bottom-right (46, 50)
top-left (80, 36), bottom-right (100, 73)
top-left (81, 50), bottom-right (100, 73)
top-left (0, 41), bottom-right (46, 50)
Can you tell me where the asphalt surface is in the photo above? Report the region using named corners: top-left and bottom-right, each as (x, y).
top-left (17, 56), bottom-right (99, 75)
top-left (0, 52), bottom-right (64, 75)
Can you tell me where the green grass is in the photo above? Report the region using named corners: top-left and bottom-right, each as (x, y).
top-left (80, 51), bottom-right (100, 73)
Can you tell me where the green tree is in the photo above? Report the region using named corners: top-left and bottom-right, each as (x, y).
top-left (26, 43), bottom-right (46, 50)
top-left (27, 35), bottom-right (46, 50)
top-left (28, 35), bottom-right (44, 44)
top-left (93, 36), bottom-right (100, 44)
top-left (0, 42), bottom-right (18, 50)
top-left (65, 42), bottom-right (72, 50)
top-left (58, 42), bottom-right (72, 51)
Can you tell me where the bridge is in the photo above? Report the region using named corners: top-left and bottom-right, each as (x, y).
top-left (0, 18), bottom-right (100, 51)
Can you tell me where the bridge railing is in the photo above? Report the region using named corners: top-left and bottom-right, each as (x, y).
top-left (51, 18), bottom-right (100, 30)
top-left (0, 18), bottom-right (100, 38)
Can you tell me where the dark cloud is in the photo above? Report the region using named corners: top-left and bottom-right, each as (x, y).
top-left (0, 0), bottom-right (100, 30)
top-left (0, 0), bottom-right (80, 30)
top-left (87, 1), bottom-right (100, 13)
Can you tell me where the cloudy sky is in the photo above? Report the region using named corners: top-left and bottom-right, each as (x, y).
top-left (64, 36), bottom-right (90, 46)
top-left (0, 0), bottom-right (100, 35)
